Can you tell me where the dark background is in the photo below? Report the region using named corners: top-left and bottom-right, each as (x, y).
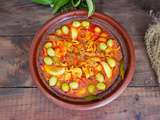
top-left (133, 0), bottom-right (160, 12)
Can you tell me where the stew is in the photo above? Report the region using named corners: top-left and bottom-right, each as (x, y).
top-left (39, 20), bottom-right (123, 98)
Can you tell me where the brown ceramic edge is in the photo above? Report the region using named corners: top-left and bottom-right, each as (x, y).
top-left (29, 10), bottom-right (136, 111)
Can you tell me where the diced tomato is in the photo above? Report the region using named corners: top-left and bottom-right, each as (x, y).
top-left (97, 37), bottom-right (107, 42)
top-left (73, 55), bottom-right (78, 66)
top-left (74, 47), bottom-right (79, 54)
top-left (55, 46), bottom-right (67, 57)
top-left (43, 72), bottom-right (51, 81)
top-left (79, 77), bottom-right (89, 87)
top-left (42, 48), bottom-right (47, 57)
top-left (92, 34), bottom-right (99, 41)
top-left (60, 56), bottom-right (65, 61)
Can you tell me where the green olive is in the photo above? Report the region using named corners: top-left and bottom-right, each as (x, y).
top-left (62, 26), bottom-right (69, 34)
top-left (81, 21), bottom-right (90, 28)
top-left (44, 56), bottom-right (53, 65)
top-left (87, 84), bottom-right (96, 94)
top-left (69, 81), bottom-right (79, 89)
top-left (44, 42), bottom-right (52, 48)
top-left (99, 43), bottom-right (107, 51)
top-left (61, 83), bottom-right (70, 92)
top-left (96, 82), bottom-right (106, 91)
top-left (49, 76), bottom-right (57, 86)
top-left (96, 73), bottom-right (105, 82)
top-left (72, 21), bottom-right (81, 27)
top-left (47, 48), bottom-right (55, 57)
top-left (107, 58), bottom-right (116, 67)
top-left (107, 39), bottom-right (113, 47)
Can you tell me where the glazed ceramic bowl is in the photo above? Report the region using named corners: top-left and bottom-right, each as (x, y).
top-left (29, 10), bottom-right (135, 110)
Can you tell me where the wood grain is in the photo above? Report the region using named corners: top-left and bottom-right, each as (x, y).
top-left (0, 87), bottom-right (160, 120)
top-left (0, 0), bottom-right (152, 36)
top-left (0, 37), bottom-right (33, 87)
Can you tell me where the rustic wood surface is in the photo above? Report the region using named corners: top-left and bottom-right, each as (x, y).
top-left (0, 0), bottom-right (160, 120)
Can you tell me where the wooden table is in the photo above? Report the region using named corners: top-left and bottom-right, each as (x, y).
top-left (0, 0), bottom-right (160, 120)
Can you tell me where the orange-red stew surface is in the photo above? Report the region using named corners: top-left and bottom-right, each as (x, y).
top-left (40, 20), bottom-right (123, 98)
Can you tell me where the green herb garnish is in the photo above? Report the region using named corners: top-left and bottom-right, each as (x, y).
top-left (120, 59), bottom-right (125, 80)
top-left (71, 0), bottom-right (81, 7)
top-left (86, 0), bottom-right (95, 17)
top-left (84, 95), bottom-right (97, 101)
top-left (32, 0), bottom-right (96, 17)
top-left (32, 0), bottom-right (52, 5)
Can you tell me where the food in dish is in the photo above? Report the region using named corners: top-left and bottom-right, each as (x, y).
top-left (39, 20), bottom-right (123, 98)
